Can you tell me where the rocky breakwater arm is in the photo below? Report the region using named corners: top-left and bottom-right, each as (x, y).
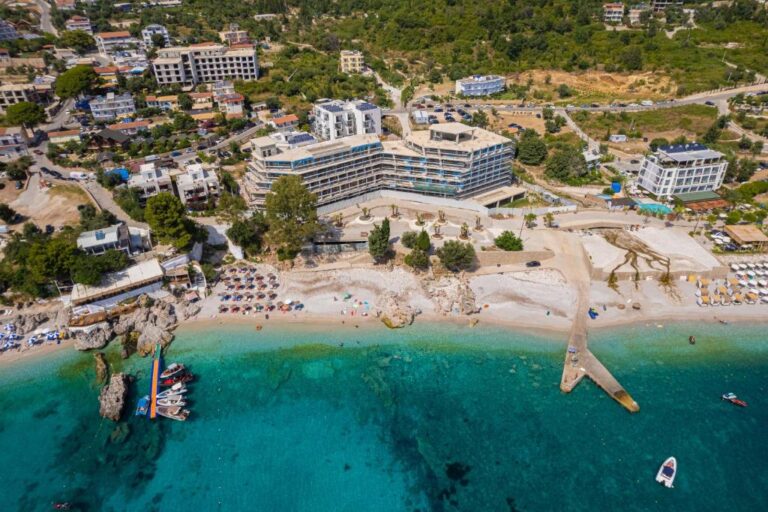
top-left (99, 373), bottom-right (130, 421)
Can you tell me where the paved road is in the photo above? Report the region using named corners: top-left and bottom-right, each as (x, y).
top-left (34, 0), bottom-right (57, 36)
top-left (83, 181), bottom-right (149, 229)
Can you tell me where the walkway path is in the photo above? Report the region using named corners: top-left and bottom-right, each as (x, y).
top-left (34, 0), bottom-right (58, 36)
top-left (83, 181), bottom-right (149, 229)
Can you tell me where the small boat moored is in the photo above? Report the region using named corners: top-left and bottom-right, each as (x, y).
top-left (135, 395), bottom-right (150, 416)
top-left (156, 405), bottom-right (190, 422)
top-left (159, 362), bottom-right (186, 380)
top-left (722, 392), bottom-right (747, 407)
top-left (161, 373), bottom-right (194, 387)
top-left (655, 456), bottom-right (677, 488)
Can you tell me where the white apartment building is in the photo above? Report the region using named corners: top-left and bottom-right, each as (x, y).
top-left (65, 16), bottom-right (93, 34)
top-left (128, 163), bottom-right (173, 200)
top-left (141, 24), bottom-right (171, 48)
top-left (0, 127), bottom-right (27, 158)
top-left (637, 143), bottom-right (728, 199)
top-left (95, 31), bottom-right (141, 57)
top-left (176, 164), bottom-right (220, 206)
top-left (339, 50), bottom-right (364, 73)
top-left (245, 123), bottom-right (514, 208)
top-left (152, 44), bottom-right (258, 86)
top-left (603, 3), bottom-right (625, 23)
top-left (0, 19), bottom-right (18, 41)
top-left (250, 131), bottom-right (318, 158)
top-left (455, 75), bottom-right (505, 97)
top-left (89, 92), bottom-right (136, 121)
top-left (312, 100), bottom-right (382, 142)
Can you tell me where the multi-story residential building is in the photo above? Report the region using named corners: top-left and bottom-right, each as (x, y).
top-left (0, 127), bottom-right (27, 158)
top-left (176, 164), bottom-right (220, 206)
top-left (637, 143), bottom-right (728, 199)
top-left (0, 83), bottom-right (46, 112)
top-left (651, 0), bottom-right (682, 12)
top-left (250, 131), bottom-right (318, 158)
top-left (312, 99), bottom-right (382, 142)
top-left (603, 3), bottom-right (625, 23)
top-left (77, 224), bottom-right (132, 255)
top-left (65, 16), bottom-right (93, 34)
top-left (245, 123), bottom-right (514, 208)
top-left (339, 50), bottom-right (364, 73)
top-left (0, 19), bottom-right (18, 41)
top-left (95, 31), bottom-right (140, 57)
top-left (128, 163), bottom-right (173, 200)
top-left (145, 94), bottom-right (179, 111)
top-left (106, 119), bottom-right (150, 135)
top-left (455, 75), bottom-right (505, 97)
top-left (152, 43), bottom-right (258, 86)
top-left (219, 23), bottom-right (249, 45)
top-left (89, 92), bottom-right (136, 121)
top-left (141, 24), bottom-right (171, 48)
top-left (213, 80), bottom-right (236, 101)
top-left (219, 93), bottom-right (245, 118)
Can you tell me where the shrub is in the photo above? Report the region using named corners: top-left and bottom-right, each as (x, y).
top-left (494, 231), bottom-right (524, 251)
top-left (436, 240), bottom-right (476, 271)
top-left (404, 248), bottom-right (429, 269)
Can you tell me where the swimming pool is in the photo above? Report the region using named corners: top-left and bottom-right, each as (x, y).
top-left (637, 203), bottom-right (672, 215)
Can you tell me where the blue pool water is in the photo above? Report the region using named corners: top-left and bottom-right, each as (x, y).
top-left (0, 322), bottom-right (767, 511)
top-left (637, 203), bottom-right (673, 215)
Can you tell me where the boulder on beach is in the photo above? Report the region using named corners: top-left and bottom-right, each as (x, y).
top-left (74, 325), bottom-right (112, 351)
top-left (99, 373), bottom-right (130, 422)
top-left (377, 292), bottom-right (420, 328)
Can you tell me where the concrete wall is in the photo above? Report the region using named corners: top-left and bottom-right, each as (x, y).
top-left (474, 249), bottom-right (554, 267)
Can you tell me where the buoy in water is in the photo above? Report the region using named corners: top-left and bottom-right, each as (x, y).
top-left (255, 325), bottom-right (262, 331)
top-left (689, 335), bottom-right (696, 345)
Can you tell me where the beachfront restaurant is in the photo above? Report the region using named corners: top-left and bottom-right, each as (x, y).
top-left (70, 258), bottom-right (165, 307)
top-left (724, 225), bottom-right (768, 252)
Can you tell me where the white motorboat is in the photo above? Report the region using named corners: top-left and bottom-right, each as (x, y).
top-left (156, 383), bottom-right (188, 399)
top-left (655, 457), bottom-right (677, 488)
top-left (156, 405), bottom-right (190, 422)
top-left (157, 397), bottom-right (187, 407)
top-left (160, 362), bottom-right (186, 380)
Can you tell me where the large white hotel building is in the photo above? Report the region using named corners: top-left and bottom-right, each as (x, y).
top-left (245, 123), bottom-right (515, 208)
top-left (637, 143), bottom-right (728, 199)
top-left (152, 43), bottom-right (258, 86)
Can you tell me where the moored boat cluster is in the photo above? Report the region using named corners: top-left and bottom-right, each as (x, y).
top-left (136, 346), bottom-right (193, 422)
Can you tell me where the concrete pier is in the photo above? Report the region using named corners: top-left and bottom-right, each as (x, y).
top-left (560, 291), bottom-right (640, 413)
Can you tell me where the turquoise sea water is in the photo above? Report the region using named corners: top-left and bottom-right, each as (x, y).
top-left (0, 322), bottom-right (767, 511)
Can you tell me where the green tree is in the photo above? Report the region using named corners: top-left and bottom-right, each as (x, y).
top-left (738, 135), bottom-right (752, 150)
top-left (415, 229), bottom-right (431, 251)
top-left (178, 93), bottom-right (193, 111)
top-left (55, 65), bottom-right (98, 99)
top-left (401, 230), bottom-right (417, 249)
top-left (226, 213), bottom-right (268, 257)
top-left (470, 110), bottom-right (489, 128)
top-left (145, 193), bottom-right (196, 249)
top-left (216, 192), bottom-right (247, 223)
top-left (58, 30), bottom-right (95, 55)
top-left (436, 240), bottom-right (475, 272)
top-left (557, 84), bottom-right (573, 98)
top-left (404, 248), bottom-right (429, 269)
top-left (649, 138), bottom-right (669, 151)
top-left (621, 47), bottom-right (643, 71)
top-left (264, 175), bottom-right (320, 259)
top-left (0, 203), bottom-right (17, 223)
top-left (494, 231), bottom-right (524, 251)
top-left (5, 102), bottom-right (46, 130)
top-left (368, 217), bottom-right (391, 263)
top-left (77, 204), bottom-right (116, 230)
top-left (516, 129), bottom-right (548, 165)
top-left (545, 146), bottom-right (588, 183)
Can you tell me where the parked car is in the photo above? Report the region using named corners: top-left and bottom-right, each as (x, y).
top-left (15, 181), bottom-right (23, 190)
top-left (526, 261), bottom-right (541, 268)
top-left (33, 150), bottom-right (44, 156)
top-left (705, 100), bottom-right (715, 106)
top-left (170, 151), bottom-right (182, 157)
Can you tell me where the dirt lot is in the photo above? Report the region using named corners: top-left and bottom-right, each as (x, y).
top-left (489, 112), bottom-right (548, 134)
top-left (415, 69), bottom-right (676, 103)
top-left (10, 176), bottom-right (93, 229)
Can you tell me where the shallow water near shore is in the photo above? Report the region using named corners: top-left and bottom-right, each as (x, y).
top-left (0, 321), bottom-right (767, 511)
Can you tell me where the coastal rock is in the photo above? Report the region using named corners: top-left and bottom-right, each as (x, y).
top-left (377, 292), bottom-right (420, 328)
top-left (94, 352), bottom-right (109, 384)
top-left (73, 324), bottom-right (113, 351)
top-left (11, 312), bottom-right (51, 335)
top-left (99, 373), bottom-right (130, 422)
top-left (136, 324), bottom-right (174, 356)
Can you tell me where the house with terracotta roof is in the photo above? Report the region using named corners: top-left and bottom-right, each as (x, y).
top-left (65, 16), bottom-right (93, 34)
top-left (271, 114), bottom-right (299, 132)
top-left (48, 129), bottom-right (82, 145)
top-left (145, 94), bottom-right (179, 111)
top-left (106, 119), bottom-right (150, 135)
top-left (219, 93), bottom-right (245, 117)
top-left (95, 31), bottom-right (140, 57)
top-left (55, 0), bottom-right (76, 11)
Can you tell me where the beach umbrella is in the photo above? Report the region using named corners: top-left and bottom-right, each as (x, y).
top-left (747, 270), bottom-right (756, 277)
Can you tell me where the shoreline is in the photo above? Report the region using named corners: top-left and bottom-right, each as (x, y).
top-left (1, 310), bottom-right (765, 369)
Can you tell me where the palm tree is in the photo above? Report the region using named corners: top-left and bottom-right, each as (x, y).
top-left (360, 207), bottom-right (370, 220)
top-left (416, 212), bottom-right (425, 226)
top-left (460, 223), bottom-right (469, 239)
top-left (474, 215), bottom-right (483, 231)
top-left (525, 213), bottom-right (537, 228)
top-left (544, 212), bottom-right (555, 228)
top-left (438, 210), bottom-right (446, 223)
top-left (334, 213), bottom-right (344, 227)
top-left (390, 204), bottom-right (399, 218)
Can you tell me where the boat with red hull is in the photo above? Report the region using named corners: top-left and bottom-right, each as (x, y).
top-left (722, 393), bottom-right (747, 407)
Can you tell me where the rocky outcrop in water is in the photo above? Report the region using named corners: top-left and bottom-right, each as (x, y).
top-left (94, 352), bottom-right (109, 384)
top-left (377, 292), bottom-right (420, 328)
top-left (74, 325), bottom-right (112, 351)
top-left (99, 373), bottom-right (129, 421)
